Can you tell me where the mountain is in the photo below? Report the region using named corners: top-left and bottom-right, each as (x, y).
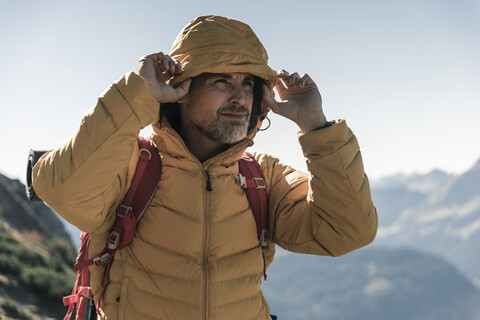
top-left (0, 173), bottom-right (76, 319)
top-left (263, 157), bottom-right (480, 319)
top-left (263, 247), bottom-right (480, 320)
top-left (1, 154), bottom-right (479, 319)
top-left (372, 169), bottom-right (452, 194)
top-left (0, 174), bottom-right (72, 242)
top-left (371, 159), bottom-right (480, 284)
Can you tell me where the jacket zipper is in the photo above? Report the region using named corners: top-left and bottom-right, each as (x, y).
top-left (202, 167), bottom-right (211, 320)
top-left (205, 170), bottom-right (212, 191)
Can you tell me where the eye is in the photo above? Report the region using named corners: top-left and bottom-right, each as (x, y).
top-left (213, 79), bottom-right (230, 88)
top-left (243, 80), bottom-right (254, 89)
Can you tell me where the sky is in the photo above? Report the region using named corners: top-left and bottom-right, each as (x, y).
top-left (1, 0), bottom-right (479, 184)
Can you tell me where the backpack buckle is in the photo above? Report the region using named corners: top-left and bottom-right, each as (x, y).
top-left (252, 178), bottom-right (266, 189)
top-left (259, 228), bottom-right (269, 247)
top-left (93, 253), bottom-right (111, 267)
top-left (117, 204), bottom-right (132, 217)
top-left (236, 173), bottom-right (247, 188)
top-left (108, 231), bottom-right (120, 250)
top-left (139, 148), bottom-right (152, 160)
top-left (78, 286), bottom-right (93, 299)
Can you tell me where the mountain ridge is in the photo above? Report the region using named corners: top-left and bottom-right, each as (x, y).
top-left (371, 156), bottom-right (480, 284)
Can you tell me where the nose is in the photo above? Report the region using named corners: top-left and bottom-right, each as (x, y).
top-left (228, 85), bottom-right (247, 106)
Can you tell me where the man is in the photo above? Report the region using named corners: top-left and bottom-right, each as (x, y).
top-left (32, 15), bottom-right (377, 319)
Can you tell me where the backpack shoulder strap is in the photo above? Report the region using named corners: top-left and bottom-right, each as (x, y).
top-left (96, 136), bottom-right (162, 311)
top-left (63, 136), bottom-right (162, 319)
top-left (111, 137), bottom-right (162, 248)
top-left (237, 152), bottom-right (269, 247)
top-left (121, 136), bottom-right (162, 219)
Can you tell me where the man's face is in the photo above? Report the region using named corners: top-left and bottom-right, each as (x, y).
top-left (182, 72), bottom-right (255, 145)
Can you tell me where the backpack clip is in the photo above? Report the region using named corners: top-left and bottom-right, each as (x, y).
top-left (259, 228), bottom-right (269, 247)
top-left (236, 173), bottom-right (247, 188)
top-left (93, 253), bottom-right (111, 267)
top-left (108, 231), bottom-right (120, 250)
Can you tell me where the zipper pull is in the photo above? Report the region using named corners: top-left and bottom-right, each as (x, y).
top-left (205, 170), bottom-right (212, 191)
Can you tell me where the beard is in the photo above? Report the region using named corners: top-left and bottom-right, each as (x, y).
top-left (191, 105), bottom-right (251, 145)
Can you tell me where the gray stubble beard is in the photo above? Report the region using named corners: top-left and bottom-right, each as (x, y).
top-left (193, 105), bottom-right (251, 145)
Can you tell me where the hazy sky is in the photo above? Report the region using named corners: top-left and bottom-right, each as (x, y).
top-left (1, 0), bottom-right (479, 183)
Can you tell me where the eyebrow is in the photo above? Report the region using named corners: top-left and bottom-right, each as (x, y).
top-left (211, 74), bottom-right (255, 82)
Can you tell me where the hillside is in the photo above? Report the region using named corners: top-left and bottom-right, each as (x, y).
top-left (0, 174), bottom-right (76, 319)
top-left (0, 174), bottom-right (71, 241)
top-left (1, 155), bottom-right (480, 319)
top-left (263, 247), bottom-right (480, 319)
top-left (371, 158), bottom-right (480, 283)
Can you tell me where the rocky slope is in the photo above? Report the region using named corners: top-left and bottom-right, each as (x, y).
top-left (0, 173), bottom-right (76, 319)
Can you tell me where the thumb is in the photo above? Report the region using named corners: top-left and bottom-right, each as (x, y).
top-left (172, 78), bottom-right (192, 101)
top-left (262, 84), bottom-right (281, 112)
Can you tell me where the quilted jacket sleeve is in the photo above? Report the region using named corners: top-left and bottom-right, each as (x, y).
top-left (257, 120), bottom-right (378, 257)
top-left (32, 72), bottom-right (159, 233)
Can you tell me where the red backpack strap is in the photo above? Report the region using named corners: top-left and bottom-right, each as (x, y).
top-left (237, 152), bottom-right (269, 246)
top-left (237, 152), bottom-right (269, 280)
top-left (96, 136), bottom-right (162, 312)
top-left (109, 137), bottom-right (162, 249)
top-left (63, 137), bottom-right (162, 319)
top-left (62, 232), bottom-right (93, 320)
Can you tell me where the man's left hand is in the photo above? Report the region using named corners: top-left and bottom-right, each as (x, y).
top-left (262, 70), bottom-right (328, 133)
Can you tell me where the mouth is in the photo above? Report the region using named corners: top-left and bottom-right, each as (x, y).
top-left (220, 112), bottom-right (248, 120)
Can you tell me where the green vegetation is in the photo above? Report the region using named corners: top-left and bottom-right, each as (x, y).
top-left (0, 227), bottom-right (76, 302)
top-left (21, 266), bottom-right (75, 301)
top-left (1, 298), bottom-right (33, 320)
top-left (0, 253), bottom-right (22, 276)
top-left (46, 239), bottom-right (77, 271)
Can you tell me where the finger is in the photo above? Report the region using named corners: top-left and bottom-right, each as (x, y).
top-left (174, 60), bottom-right (183, 74)
top-left (151, 52), bottom-right (166, 65)
top-left (144, 52), bottom-right (162, 62)
top-left (162, 57), bottom-right (170, 73)
top-left (171, 78), bottom-right (192, 102)
top-left (274, 76), bottom-right (288, 93)
top-left (287, 72), bottom-right (300, 86)
top-left (145, 52), bottom-right (169, 74)
top-left (276, 69), bottom-right (290, 79)
top-left (262, 84), bottom-right (280, 112)
top-left (298, 73), bottom-right (310, 87)
top-left (275, 69), bottom-right (292, 91)
top-left (153, 52), bottom-right (169, 72)
top-left (164, 54), bottom-right (176, 74)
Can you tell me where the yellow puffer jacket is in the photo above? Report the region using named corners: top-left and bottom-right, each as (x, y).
top-left (32, 16), bottom-right (377, 320)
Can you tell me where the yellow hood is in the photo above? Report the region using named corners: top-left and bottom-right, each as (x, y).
top-left (168, 15), bottom-right (276, 91)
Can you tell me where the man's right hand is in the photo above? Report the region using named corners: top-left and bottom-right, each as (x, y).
top-left (138, 52), bottom-right (191, 103)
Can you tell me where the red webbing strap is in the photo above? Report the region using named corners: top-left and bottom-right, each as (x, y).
top-left (95, 137), bottom-right (161, 314)
top-left (238, 152), bottom-right (269, 241)
top-left (64, 232), bottom-right (91, 320)
top-left (238, 152), bottom-right (269, 280)
top-left (63, 286), bottom-right (92, 305)
top-left (64, 137), bottom-right (162, 319)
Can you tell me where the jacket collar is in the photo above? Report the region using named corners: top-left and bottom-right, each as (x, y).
top-left (150, 115), bottom-right (254, 169)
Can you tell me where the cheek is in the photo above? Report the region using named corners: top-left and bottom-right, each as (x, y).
top-left (189, 95), bottom-right (222, 124)
top-left (246, 94), bottom-right (254, 112)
